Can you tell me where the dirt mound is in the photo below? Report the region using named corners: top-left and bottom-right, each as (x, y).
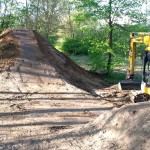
top-left (46, 102), bottom-right (150, 150)
top-left (0, 29), bottom-right (105, 94)
top-left (83, 102), bottom-right (150, 150)
top-left (0, 30), bottom-right (19, 72)
top-left (34, 31), bottom-right (105, 95)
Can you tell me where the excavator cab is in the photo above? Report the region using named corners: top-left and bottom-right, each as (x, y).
top-left (141, 50), bottom-right (150, 94)
top-left (143, 51), bottom-right (150, 85)
top-left (119, 32), bottom-right (150, 93)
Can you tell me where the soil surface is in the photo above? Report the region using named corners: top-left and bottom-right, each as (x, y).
top-left (0, 29), bottom-right (149, 150)
top-left (0, 29), bottom-right (19, 72)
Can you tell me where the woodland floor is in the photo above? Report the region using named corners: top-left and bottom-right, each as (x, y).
top-left (0, 29), bottom-right (149, 150)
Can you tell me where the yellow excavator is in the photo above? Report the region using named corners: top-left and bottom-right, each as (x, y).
top-left (118, 32), bottom-right (150, 95)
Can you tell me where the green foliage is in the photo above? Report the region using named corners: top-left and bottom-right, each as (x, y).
top-left (102, 72), bottom-right (126, 84)
top-left (0, 14), bottom-right (16, 32)
top-left (73, 0), bottom-right (147, 73)
top-left (48, 35), bottom-right (59, 46)
top-left (88, 41), bottom-right (113, 72)
top-left (0, 0), bottom-right (150, 75)
top-left (69, 55), bottom-right (91, 70)
top-left (112, 56), bottom-right (127, 68)
top-left (0, 0), bottom-right (20, 32)
top-left (76, 0), bottom-right (145, 23)
top-left (62, 38), bottom-right (89, 55)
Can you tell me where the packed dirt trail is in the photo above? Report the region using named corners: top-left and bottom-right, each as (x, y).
top-left (0, 29), bottom-right (149, 150)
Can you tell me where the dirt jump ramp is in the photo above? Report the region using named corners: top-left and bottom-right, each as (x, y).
top-left (3, 29), bottom-right (105, 95)
top-left (33, 31), bottom-right (105, 95)
top-left (0, 29), bottom-right (114, 150)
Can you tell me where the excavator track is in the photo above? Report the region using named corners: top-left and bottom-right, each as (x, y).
top-left (129, 90), bottom-right (150, 103)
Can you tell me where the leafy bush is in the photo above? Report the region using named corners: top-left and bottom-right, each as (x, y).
top-left (48, 35), bottom-right (59, 46)
top-left (88, 41), bottom-right (114, 72)
top-left (62, 38), bottom-right (88, 55)
top-left (77, 44), bottom-right (89, 55)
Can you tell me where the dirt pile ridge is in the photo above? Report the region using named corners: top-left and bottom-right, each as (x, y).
top-left (70, 102), bottom-right (150, 150)
top-left (0, 29), bottom-right (19, 72)
top-left (33, 31), bottom-right (105, 95)
top-left (27, 102), bottom-right (149, 150)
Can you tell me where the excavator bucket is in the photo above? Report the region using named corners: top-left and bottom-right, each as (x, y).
top-left (118, 79), bottom-right (141, 91)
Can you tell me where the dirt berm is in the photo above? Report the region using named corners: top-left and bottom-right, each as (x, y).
top-left (54, 102), bottom-right (150, 150)
top-left (0, 29), bottom-right (149, 150)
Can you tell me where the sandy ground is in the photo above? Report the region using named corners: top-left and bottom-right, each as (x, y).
top-left (0, 29), bottom-right (149, 150)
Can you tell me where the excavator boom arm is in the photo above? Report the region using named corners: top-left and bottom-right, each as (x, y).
top-left (118, 32), bottom-right (150, 92)
top-left (128, 32), bottom-right (150, 79)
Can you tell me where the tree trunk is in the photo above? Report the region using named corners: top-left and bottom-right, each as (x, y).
top-left (25, 0), bottom-right (28, 28)
top-left (35, 0), bottom-right (40, 31)
top-left (107, 0), bottom-right (113, 73)
top-left (68, 8), bottom-right (74, 38)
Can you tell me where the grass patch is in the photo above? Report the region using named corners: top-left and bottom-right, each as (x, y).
top-left (54, 38), bottom-right (64, 52)
top-left (55, 45), bottom-right (62, 51)
top-left (102, 71), bottom-right (142, 84)
top-left (60, 54), bottom-right (142, 84)
top-left (102, 72), bottom-right (126, 84)
top-left (69, 55), bottom-right (91, 70)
